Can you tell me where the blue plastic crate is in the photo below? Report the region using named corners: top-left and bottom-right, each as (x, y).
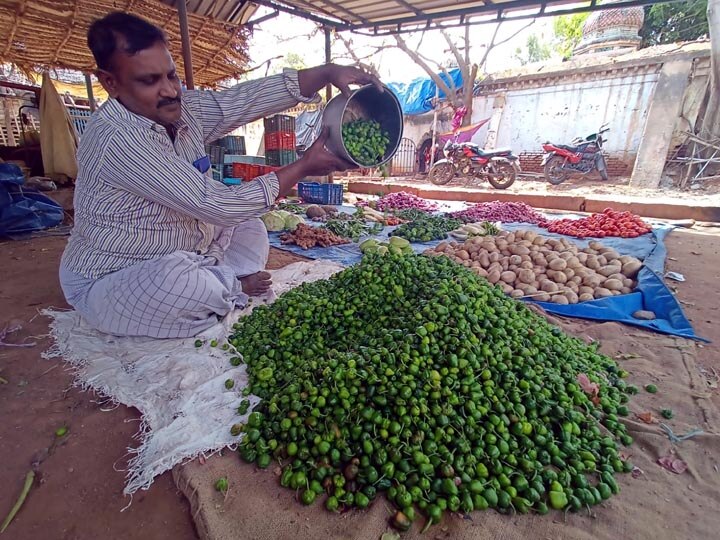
top-left (297, 182), bottom-right (343, 205)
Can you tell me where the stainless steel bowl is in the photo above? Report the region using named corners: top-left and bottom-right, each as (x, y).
top-left (321, 84), bottom-right (403, 167)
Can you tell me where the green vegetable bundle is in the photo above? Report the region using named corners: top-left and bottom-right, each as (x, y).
top-left (229, 254), bottom-right (634, 529)
top-left (322, 211), bottom-right (383, 241)
top-left (391, 212), bottom-right (461, 242)
top-left (342, 119), bottom-right (390, 166)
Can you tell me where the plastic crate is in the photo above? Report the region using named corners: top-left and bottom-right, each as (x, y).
top-left (219, 135), bottom-right (246, 155)
top-left (297, 182), bottom-right (344, 205)
top-left (264, 114), bottom-right (295, 133)
top-left (205, 144), bottom-right (225, 165)
top-left (264, 131), bottom-right (296, 151)
top-left (266, 149), bottom-right (297, 167)
top-left (232, 163), bottom-right (280, 181)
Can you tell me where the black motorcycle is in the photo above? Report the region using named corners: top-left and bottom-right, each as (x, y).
top-left (428, 139), bottom-right (520, 190)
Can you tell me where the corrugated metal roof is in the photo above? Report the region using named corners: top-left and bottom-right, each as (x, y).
top-left (248, 0), bottom-right (672, 34)
top-left (161, 0), bottom-right (258, 24)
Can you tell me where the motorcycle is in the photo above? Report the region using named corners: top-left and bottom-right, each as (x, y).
top-left (428, 139), bottom-right (520, 189)
top-left (541, 124), bottom-right (610, 185)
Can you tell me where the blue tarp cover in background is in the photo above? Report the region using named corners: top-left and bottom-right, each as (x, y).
top-left (387, 68), bottom-right (464, 115)
top-left (268, 207), bottom-right (703, 341)
top-left (0, 163), bottom-right (63, 237)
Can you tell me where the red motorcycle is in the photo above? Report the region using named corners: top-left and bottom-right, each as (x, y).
top-left (428, 139), bottom-right (520, 189)
top-left (541, 124), bottom-right (609, 185)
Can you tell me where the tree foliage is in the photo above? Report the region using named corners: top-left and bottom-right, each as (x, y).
top-left (514, 34), bottom-right (553, 66)
top-left (639, 0), bottom-right (709, 47)
top-left (553, 13), bottom-right (589, 59)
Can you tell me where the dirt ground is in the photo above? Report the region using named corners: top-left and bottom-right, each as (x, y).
top-left (0, 228), bottom-right (718, 540)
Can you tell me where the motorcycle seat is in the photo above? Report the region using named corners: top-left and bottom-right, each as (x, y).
top-left (556, 144), bottom-right (580, 152)
top-left (477, 147), bottom-right (513, 156)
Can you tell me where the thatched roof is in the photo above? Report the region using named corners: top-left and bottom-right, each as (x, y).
top-left (0, 0), bottom-right (251, 87)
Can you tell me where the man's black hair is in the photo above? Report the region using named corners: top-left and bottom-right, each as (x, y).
top-left (88, 12), bottom-right (167, 71)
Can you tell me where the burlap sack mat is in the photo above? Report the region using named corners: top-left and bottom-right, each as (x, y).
top-left (174, 316), bottom-right (720, 540)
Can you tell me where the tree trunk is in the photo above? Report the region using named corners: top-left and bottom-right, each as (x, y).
top-left (461, 64), bottom-right (478, 127)
top-left (393, 35), bottom-right (460, 107)
top-left (700, 0), bottom-right (720, 139)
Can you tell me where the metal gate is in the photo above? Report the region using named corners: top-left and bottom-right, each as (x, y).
top-left (390, 137), bottom-right (417, 175)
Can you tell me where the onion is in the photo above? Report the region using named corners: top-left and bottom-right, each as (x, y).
top-left (451, 201), bottom-right (548, 225)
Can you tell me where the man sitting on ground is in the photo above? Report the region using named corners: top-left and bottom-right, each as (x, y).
top-left (60, 12), bottom-right (379, 338)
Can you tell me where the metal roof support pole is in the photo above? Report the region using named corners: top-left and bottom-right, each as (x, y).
top-left (84, 73), bottom-right (96, 112)
top-left (324, 26), bottom-right (332, 101)
top-left (177, 0), bottom-right (195, 90)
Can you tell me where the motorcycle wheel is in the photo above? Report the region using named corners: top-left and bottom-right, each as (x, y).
top-left (544, 155), bottom-right (569, 185)
top-left (428, 162), bottom-right (455, 186)
top-left (487, 162), bottom-right (516, 190)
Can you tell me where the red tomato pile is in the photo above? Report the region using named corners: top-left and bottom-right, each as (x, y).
top-left (545, 208), bottom-right (652, 239)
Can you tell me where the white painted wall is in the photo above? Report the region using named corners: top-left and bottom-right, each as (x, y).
top-left (476, 72), bottom-right (658, 158)
top-left (402, 70), bottom-right (659, 162)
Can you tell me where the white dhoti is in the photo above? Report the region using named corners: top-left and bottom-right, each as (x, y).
top-left (59, 219), bottom-right (269, 339)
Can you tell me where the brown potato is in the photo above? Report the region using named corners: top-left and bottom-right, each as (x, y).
top-left (564, 290), bottom-right (579, 304)
top-left (549, 258), bottom-right (568, 271)
top-left (579, 293), bottom-right (595, 302)
top-left (585, 256), bottom-right (600, 270)
top-left (594, 287), bottom-right (613, 299)
top-left (541, 281), bottom-right (559, 293)
top-left (518, 269), bottom-right (535, 284)
top-left (621, 260), bottom-right (642, 278)
top-left (488, 270), bottom-right (501, 284)
top-left (552, 295), bottom-right (569, 305)
top-left (604, 279), bottom-right (623, 291)
top-left (597, 265), bottom-right (620, 277)
top-left (511, 289), bottom-right (524, 299)
top-left (501, 271), bottom-right (517, 284)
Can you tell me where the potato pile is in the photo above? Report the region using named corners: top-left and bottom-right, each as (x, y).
top-left (426, 230), bottom-right (642, 304)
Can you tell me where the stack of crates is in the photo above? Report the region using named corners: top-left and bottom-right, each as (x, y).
top-left (205, 144), bottom-right (225, 182)
top-left (218, 135), bottom-right (246, 155)
top-left (264, 114), bottom-right (297, 167)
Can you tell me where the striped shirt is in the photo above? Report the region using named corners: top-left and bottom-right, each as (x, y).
top-left (62, 70), bottom-right (315, 279)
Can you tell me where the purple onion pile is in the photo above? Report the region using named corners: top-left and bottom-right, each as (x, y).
top-left (451, 201), bottom-right (548, 225)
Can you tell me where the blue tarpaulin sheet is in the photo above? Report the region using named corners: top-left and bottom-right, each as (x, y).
top-left (268, 209), bottom-right (703, 341)
top-left (387, 68), bottom-right (463, 115)
top-left (0, 163), bottom-right (64, 237)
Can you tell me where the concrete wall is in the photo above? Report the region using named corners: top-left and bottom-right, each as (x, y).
top-left (473, 70), bottom-right (659, 161)
top-left (403, 69), bottom-right (660, 174)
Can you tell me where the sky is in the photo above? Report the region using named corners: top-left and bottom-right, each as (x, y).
top-left (244, 7), bottom-right (560, 85)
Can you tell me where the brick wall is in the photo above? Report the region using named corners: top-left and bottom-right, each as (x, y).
top-left (519, 152), bottom-right (633, 177)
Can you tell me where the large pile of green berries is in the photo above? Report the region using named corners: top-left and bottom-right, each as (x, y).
top-left (342, 119), bottom-right (391, 166)
top-left (228, 254), bottom-right (634, 531)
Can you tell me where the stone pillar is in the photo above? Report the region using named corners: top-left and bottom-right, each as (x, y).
top-left (630, 59), bottom-right (693, 188)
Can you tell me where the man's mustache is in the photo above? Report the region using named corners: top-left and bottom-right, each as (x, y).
top-left (158, 97), bottom-right (181, 108)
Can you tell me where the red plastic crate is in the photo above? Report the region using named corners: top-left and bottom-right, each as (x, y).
top-left (264, 131), bottom-right (296, 151)
top-left (234, 164), bottom-right (281, 181)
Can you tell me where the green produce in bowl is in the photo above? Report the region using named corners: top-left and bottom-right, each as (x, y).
top-left (342, 119), bottom-right (390, 166)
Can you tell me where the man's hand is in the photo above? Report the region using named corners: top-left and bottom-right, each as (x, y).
top-left (274, 129), bottom-right (355, 197)
top-left (297, 128), bottom-right (355, 176)
top-left (326, 65), bottom-right (383, 97)
top-left (298, 63), bottom-right (383, 99)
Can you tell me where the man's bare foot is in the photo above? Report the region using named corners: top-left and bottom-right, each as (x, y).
top-left (239, 271), bottom-right (272, 296)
